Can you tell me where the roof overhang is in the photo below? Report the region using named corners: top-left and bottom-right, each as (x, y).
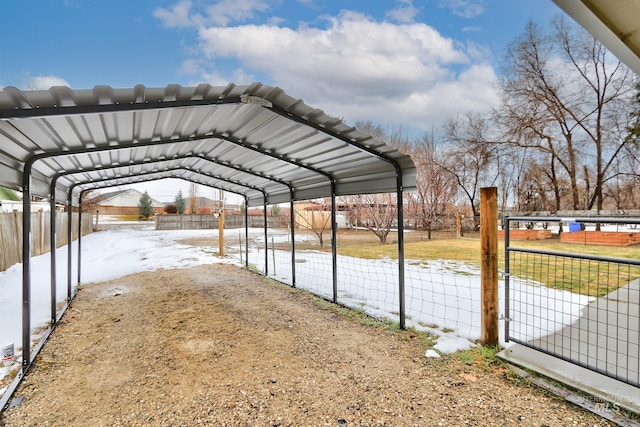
top-left (0, 82), bottom-right (416, 207)
top-left (553, 0), bottom-right (640, 75)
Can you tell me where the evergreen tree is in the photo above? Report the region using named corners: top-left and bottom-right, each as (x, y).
top-left (175, 190), bottom-right (186, 214)
top-left (137, 191), bottom-right (153, 219)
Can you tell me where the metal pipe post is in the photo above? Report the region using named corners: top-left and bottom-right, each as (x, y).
top-left (331, 186), bottom-right (337, 303)
top-left (49, 193), bottom-right (57, 326)
top-left (244, 197), bottom-right (249, 268)
top-left (21, 174), bottom-right (32, 369)
top-left (77, 193), bottom-right (83, 285)
top-left (290, 193), bottom-right (296, 288)
top-left (397, 179), bottom-right (406, 330)
top-left (264, 202), bottom-right (268, 276)
top-left (66, 198), bottom-right (72, 301)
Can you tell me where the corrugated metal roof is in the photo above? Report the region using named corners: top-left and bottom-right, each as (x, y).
top-left (0, 82), bottom-right (416, 207)
top-left (553, 0), bottom-right (640, 75)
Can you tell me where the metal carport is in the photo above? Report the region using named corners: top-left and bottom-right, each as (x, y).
top-left (0, 82), bottom-right (416, 408)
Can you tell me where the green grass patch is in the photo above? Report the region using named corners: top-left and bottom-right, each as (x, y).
top-left (326, 231), bottom-right (640, 297)
top-left (454, 345), bottom-right (505, 369)
top-left (507, 240), bottom-right (640, 297)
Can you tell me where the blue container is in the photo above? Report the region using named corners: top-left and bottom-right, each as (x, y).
top-left (569, 222), bottom-right (581, 232)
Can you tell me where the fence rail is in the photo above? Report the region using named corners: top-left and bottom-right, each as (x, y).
top-left (504, 216), bottom-right (640, 387)
top-left (0, 211), bottom-right (93, 272)
top-left (155, 213), bottom-right (286, 230)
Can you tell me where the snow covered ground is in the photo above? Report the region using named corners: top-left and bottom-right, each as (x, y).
top-left (1, 224), bottom-right (597, 387)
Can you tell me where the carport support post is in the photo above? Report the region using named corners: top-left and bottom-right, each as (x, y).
top-left (263, 202), bottom-right (268, 276)
top-left (218, 206), bottom-right (224, 257)
top-left (244, 197), bottom-right (249, 267)
top-left (480, 187), bottom-right (499, 346)
top-left (397, 182), bottom-right (406, 330)
top-left (49, 193), bottom-right (57, 326)
top-left (21, 173), bottom-right (32, 369)
top-left (290, 192), bottom-right (296, 287)
top-left (67, 199), bottom-right (73, 301)
top-left (331, 186), bottom-right (337, 303)
top-left (77, 192), bottom-right (83, 285)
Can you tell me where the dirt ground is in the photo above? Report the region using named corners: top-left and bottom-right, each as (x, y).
top-left (0, 261), bottom-right (614, 426)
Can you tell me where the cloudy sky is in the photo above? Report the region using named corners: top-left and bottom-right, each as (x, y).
top-left (1, 0), bottom-right (560, 201)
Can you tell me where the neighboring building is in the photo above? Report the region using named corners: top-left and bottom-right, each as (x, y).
top-left (90, 189), bottom-right (164, 216)
top-left (0, 187), bottom-right (66, 212)
top-left (294, 201), bottom-right (349, 229)
top-left (0, 187), bottom-right (21, 212)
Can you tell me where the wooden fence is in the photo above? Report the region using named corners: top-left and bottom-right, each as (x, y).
top-left (0, 211), bottom-right (93, 272)
top-left (155, 214), bottom-right (287, 230)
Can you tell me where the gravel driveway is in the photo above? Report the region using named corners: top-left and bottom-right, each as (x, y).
top-left (0, 263), bottom-right (613, 426)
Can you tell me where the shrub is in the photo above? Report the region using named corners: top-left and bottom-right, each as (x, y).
top-left (198, 206), bottom-right (213, 214)
top-left (164, 204), bottom-right (178, 214)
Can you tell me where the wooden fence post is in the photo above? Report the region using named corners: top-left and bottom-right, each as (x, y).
top-left (480, 187), bottom-right (499, 346)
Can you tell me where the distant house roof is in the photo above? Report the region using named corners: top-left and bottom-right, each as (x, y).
top-left (93, 188), bottom-right (164, 208)
top-left (0, 187), bottom-right (20, 201)
top-left (97, 189), bottom-right (128, 202)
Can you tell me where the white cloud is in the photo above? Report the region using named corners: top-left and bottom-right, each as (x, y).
top-left (24, 75), bottom-right (71, 90)
top-left (319, 63), bottom-right (498, 132)
top-left (154, 0), bottom-right (199, 28)
top-left (154, 0), bottom-right (270, 28)
top-left (180, 58), bottom-right (204, 75)
top-left (204, 0), bottom-right (269, 27)
top-left (157, 2), bottom-right (499, 131)
top-left (438, 0), bottom-right (485, 19)
top-left (386, 0), bottom-right (420, 24)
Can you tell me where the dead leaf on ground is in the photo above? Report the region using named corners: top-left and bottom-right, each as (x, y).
top-left (460, 372), bottom-right (477, 382)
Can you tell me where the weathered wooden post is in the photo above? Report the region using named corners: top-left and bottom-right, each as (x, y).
top-left (480, 187), bottom-right (499, 346)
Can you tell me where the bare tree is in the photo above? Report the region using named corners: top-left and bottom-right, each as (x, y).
top-left (188, 183), bottom-right (199, 214)
top-left (603, 153), bottom-right (640, 210)
top-left (294, 200), bottom-right (332, 247)
top-left (497, 17), bottom-right (637, 216)
top-left (81, 190), bottom-right (102, 213)
top-left (441, 113), bottom-right (499, 228)
top-left (357, 193), bottom-right (398, 244)
top-left (396, 131), bottom-right (457, 239)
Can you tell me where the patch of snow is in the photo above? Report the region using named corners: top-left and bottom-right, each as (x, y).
top-left (425, 349), bottom-right (440, 358)
top-left (0, 225), bottom-right (598, 390)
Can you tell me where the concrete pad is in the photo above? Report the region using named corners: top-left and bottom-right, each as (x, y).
top-left (530, 279), bottom-right (639, 386)
top-left (498, 343), bottom-right (640, 415)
